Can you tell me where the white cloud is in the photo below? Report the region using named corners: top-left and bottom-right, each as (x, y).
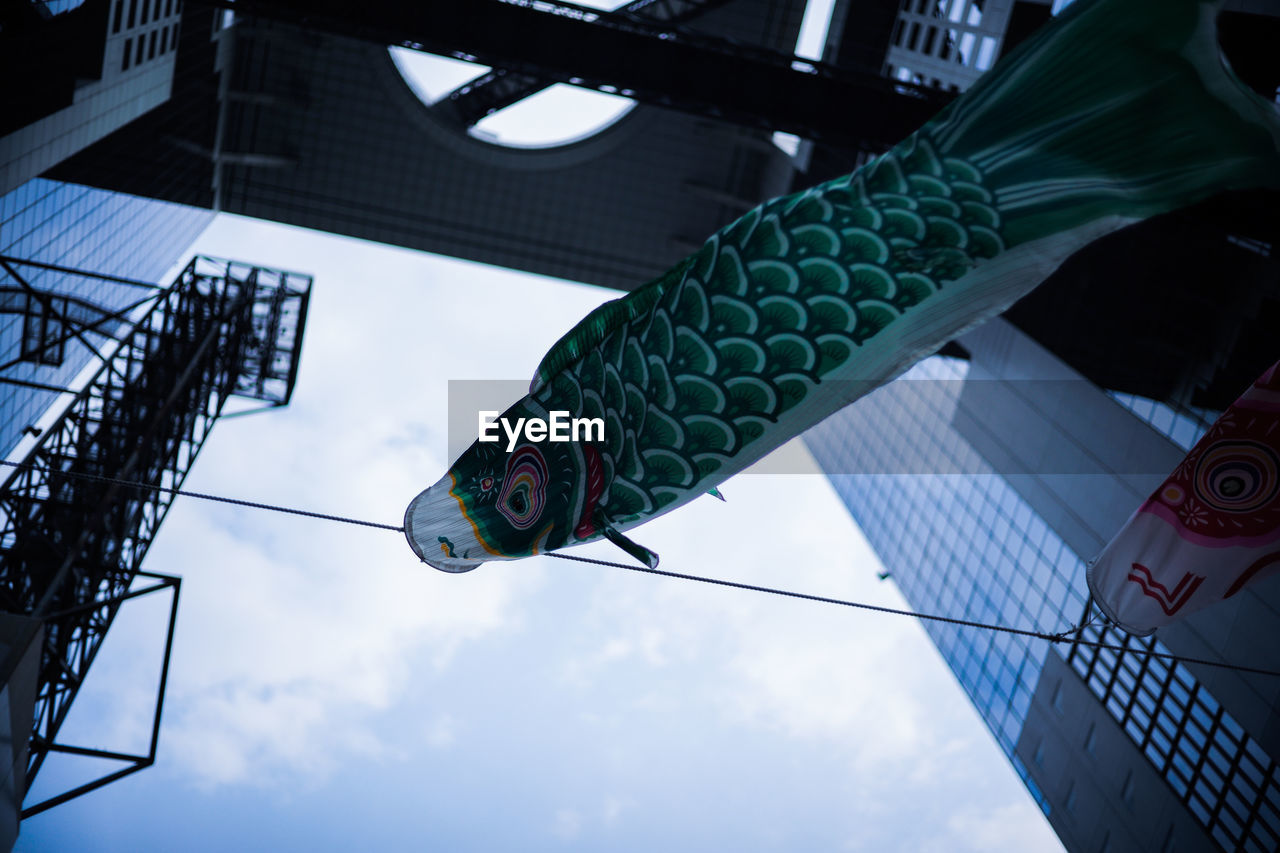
top-left (124, 217), bottom-right (606, 791)
top-left (513, 462), bottom-right (1064, 851)
top-left (929, 802), bottom-right (1062, 853)
top-left (552, 808), bottom-right (583, 841)
top-left (423, 714), bottom-right (457, 750)
top-left (601, 796), bottom-right (624, 824)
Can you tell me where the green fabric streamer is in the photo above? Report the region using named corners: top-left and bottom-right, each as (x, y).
top-left (405, 0), bottom-right (1280, 572)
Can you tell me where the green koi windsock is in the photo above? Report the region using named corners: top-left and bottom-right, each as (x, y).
top-left (406, 0), bottom-right (1280, 572)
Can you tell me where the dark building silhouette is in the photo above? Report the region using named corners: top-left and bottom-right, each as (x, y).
top-left (49, 0), bottom-right (828, 290)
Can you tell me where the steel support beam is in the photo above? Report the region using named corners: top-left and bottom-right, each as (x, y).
top-left (205, 0), bottom-right (951, 150)
top-left (20, 572), bottom-right (181, 820)
top-left (429, 0), bottom-right (739, 129)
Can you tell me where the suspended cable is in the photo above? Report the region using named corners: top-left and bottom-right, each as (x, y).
top-left (2, 457), bottom-right (1276, 676)
top-left (545, 551), bottom-right (1280, 678)
top-left (0, 459), bottom-right (403, 532)
top-left (548, 550), bottom-right (1076, 642)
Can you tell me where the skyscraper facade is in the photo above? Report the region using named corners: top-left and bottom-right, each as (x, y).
top-left (803, 317), bottom-right (1280, 852)
top-left (0, 178), bottom-right (213, 456)
top-left (1, 0), bottom-right (187, 196)
top-left (801, 3), bottom-right (1280, 850)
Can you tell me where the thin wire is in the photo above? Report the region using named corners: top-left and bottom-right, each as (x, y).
top-left (545, 551), bottom-right (1280, 678)
top-left (0, 459), bottom-right (403, 532)
top-left (3, 456), bottom-right (1276, 677)
top-left (547, 551), bottom-right (1076, 643)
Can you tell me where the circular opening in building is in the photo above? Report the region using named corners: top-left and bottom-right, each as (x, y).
top-left (389, 2), bottom-right (636, 149)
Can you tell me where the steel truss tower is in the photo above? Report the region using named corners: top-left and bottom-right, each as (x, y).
top-left (0, 255), bottom-right (311, 817)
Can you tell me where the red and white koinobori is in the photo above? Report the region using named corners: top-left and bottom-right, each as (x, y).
top-left (1088, 360), bottom-right (1280, 635)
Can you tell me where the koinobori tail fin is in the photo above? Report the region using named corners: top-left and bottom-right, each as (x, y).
top-left (925, 0), bottom-right (1280, 248)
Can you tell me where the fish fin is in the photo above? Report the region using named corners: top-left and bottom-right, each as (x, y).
top-left (706, 487), bottom-right (726, 502)
top-left (927, 0), bottom-right (1280, 247)
top-left (529, 256), bottom-right (692, 394)
top-left (595, 511), bottom-right (660, 568)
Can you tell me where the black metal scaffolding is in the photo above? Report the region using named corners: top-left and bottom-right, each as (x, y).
top-left (0, 256), bottom-right (311, 816)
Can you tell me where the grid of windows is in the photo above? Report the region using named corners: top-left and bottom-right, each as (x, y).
top-left (884, 0), bottom-right (1005, 92)
top-left (1068, 626), bottom-right (1280, 852)
top-left (114, 0), bottom-right (181, 32)
top-left (1, 178), bottom-right (212, 458)
top-left (18, 293), bottom-right (69, 367)
top-left (112, 0), bottom-right (182, 73)
top-left (809, 356), bottom-right (1088, 813)
top-left (804, 349), bottom-right (1280, 846)
top-left (1106, 390), bottom-right (1216, 453)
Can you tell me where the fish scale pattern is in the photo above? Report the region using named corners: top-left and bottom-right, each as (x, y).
top-left (408, 0), bottom-right (1280, 572)
top-left (532, 132), bottom-right (1006, 527)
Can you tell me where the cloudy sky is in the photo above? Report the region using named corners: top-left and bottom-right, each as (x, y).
top-left (15, 214), bottom-right (1063, 852)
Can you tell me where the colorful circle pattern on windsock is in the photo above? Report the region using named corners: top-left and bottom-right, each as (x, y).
top-left (496, 446), bottom-right (549, 530)
top-left (1193, 440), bottom-right (1280, 515)
top-left (1153, 423), bottom-right (1280, 542)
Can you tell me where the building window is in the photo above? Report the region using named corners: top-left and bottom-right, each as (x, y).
top-left (122, 38), bottom-right (132, 71)
top-left (135, 37), bottom-right (145, 65)
top-left (148, 29), bottom-right (157, 59)
top-left (160, 27), bottom-right (168, 53)
top-left (113, 0), bottom-right (124, 33)
top-left (20, 294), bottom-right (68, 367)
top-left (1069, 625), bottom-right (1280, 850)
top-left (140, 0), bottom-right (148, 25)
top-left (126, 0), bottom-right (136, 29)
top-left (975, 36), bottom-right (999, 71)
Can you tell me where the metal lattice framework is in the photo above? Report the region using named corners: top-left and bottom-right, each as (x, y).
top-left (0, 256), bottom-right (311, 816)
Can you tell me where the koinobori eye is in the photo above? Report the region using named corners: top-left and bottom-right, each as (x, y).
top-left (497, 447), bottom-right (547, 529)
